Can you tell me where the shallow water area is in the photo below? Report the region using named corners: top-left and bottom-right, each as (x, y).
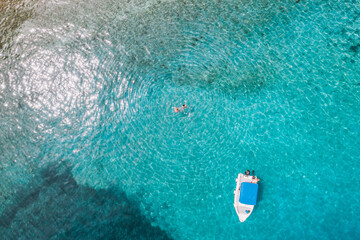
top-left (1, 0), bottom-right (360, 239)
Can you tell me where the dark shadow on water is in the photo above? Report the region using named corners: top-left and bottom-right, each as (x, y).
top-left (0, 0), bottom-right (40, 53)
top-left (0, 162), bottom-right (172, 240)
top-left (257, 180), bottom-right (264, 204)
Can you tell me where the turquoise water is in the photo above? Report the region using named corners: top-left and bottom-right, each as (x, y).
top-left (1, 0), bottom-right (360, 239)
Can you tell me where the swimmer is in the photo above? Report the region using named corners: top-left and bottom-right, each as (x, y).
top-left (173, 103), bottom-right (188, 113)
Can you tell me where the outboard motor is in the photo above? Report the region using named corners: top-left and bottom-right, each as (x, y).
top-left (252, 170), bottom-right (255, 179)
top-left (245, 170), bottom-right (250, 176)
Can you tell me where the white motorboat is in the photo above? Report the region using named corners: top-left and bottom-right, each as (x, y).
top-left (234, 170), bottom-right (259, 222)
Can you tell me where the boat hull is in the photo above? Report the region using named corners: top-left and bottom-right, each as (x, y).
top-left (234, 173), bottom-right (258, 222)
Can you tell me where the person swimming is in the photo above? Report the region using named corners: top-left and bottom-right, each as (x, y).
top-left (174, 103), bottom-right (188, 113)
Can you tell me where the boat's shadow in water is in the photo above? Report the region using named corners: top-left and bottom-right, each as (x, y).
top-left (257, 180), bottom-right (264, 204)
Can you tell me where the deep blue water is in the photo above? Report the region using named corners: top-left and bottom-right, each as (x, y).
top-left (1, 0), bottom-right (360, 239)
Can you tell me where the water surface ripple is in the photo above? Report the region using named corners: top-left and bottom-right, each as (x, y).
top-left (1, 0), bottom-right (360, 239)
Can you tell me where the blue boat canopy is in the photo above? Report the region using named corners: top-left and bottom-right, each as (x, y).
top-left (239, 182), bottom-right (258, 205)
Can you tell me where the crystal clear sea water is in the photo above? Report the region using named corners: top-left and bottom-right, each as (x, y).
top-left (1, 0), bottom-right (360, 239)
